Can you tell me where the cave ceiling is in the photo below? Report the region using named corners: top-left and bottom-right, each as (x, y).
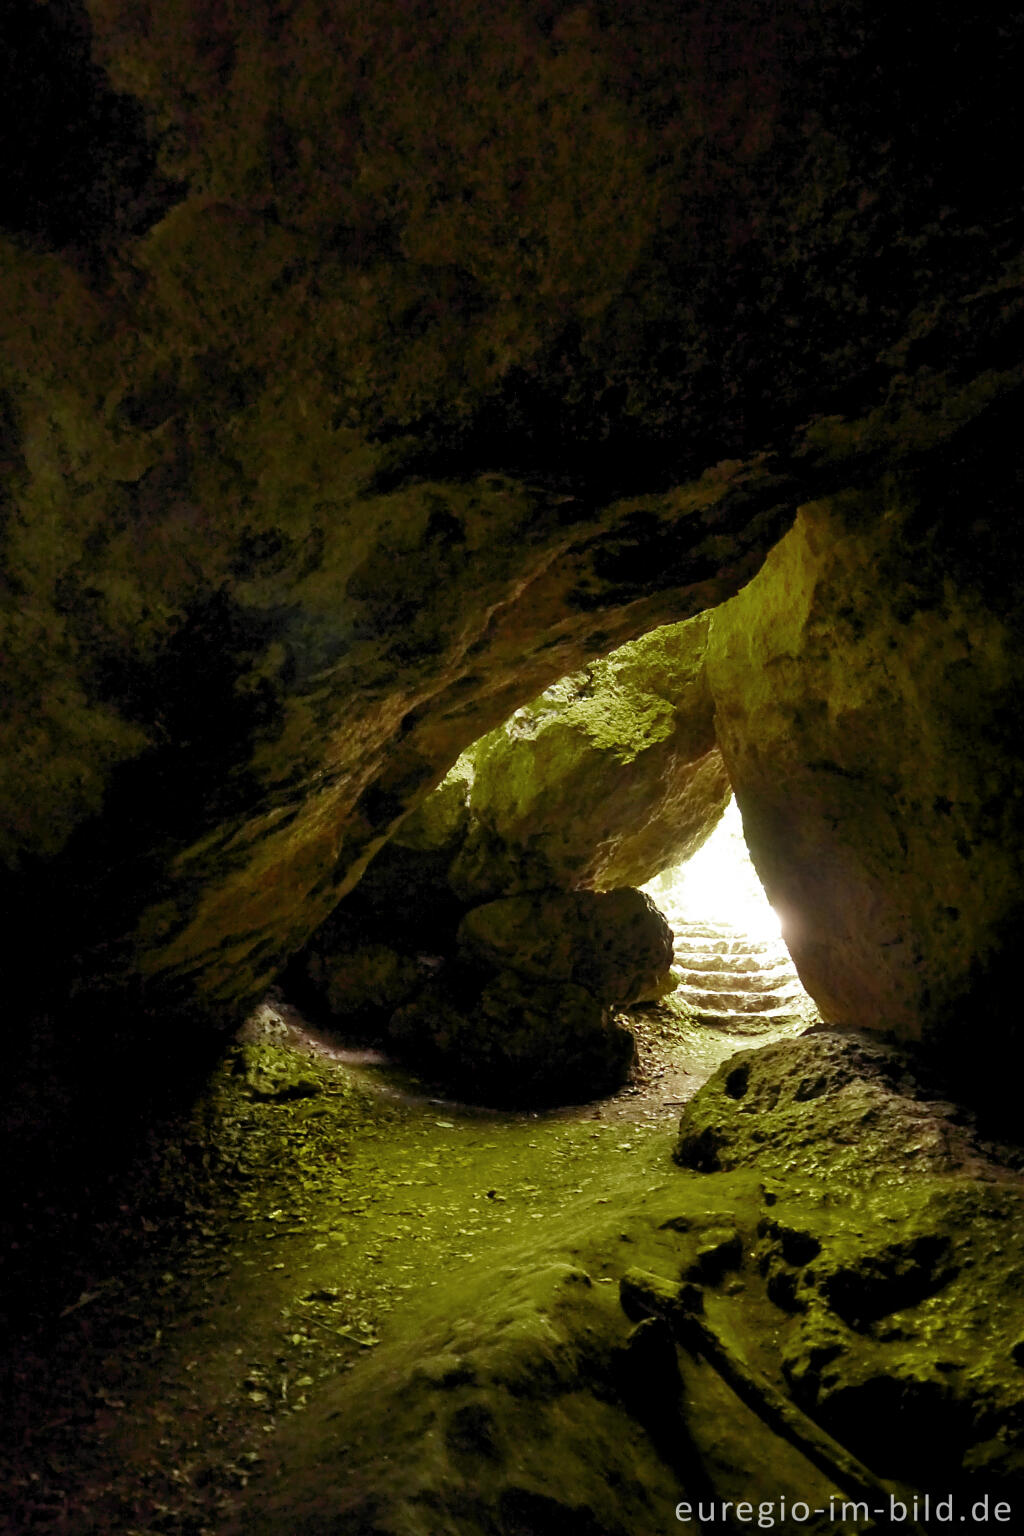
top-left (0, 1), bottom-right (1022, 1032)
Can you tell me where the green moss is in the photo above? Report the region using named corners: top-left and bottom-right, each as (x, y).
top-left (446, 613), bottom-right (728, 898)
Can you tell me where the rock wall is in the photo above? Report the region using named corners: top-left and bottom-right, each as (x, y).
top-left (707, 422), bottom-right (1024, 1043)
top-left (1, 2), bottom-right (1022, 1043)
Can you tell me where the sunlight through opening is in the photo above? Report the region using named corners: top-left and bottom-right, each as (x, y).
top-left (643, 796), bottom-right (782, 940)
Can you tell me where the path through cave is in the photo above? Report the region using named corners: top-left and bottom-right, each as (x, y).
top-left (2, 807), bottom-right (822, 1536)
top-left (6, 982), bottom-right (1022, 1536)
top-left (0, 990), bottom-right (767, 1534)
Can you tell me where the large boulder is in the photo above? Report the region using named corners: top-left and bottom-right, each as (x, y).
top-left (294, 621), bottom-right (723, 1024)
top-left (706, 447), bottom-right (1024, 1045)
top-left (385, 886), bottom-right (670, 1104)
top-left (389, 970), bottom-right (636, 1107)
top-left (458, 888), bottom-right (675, 1008)
top-left (447, 616), bottom-right (731, 901)
top-left (300, 935), bottom-right (423, 1028)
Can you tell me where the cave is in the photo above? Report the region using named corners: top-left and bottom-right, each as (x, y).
top-left (3, 4), bottom-right (1024, 1533)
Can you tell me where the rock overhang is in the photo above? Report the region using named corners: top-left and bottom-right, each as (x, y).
top-left (0, 4), bottom-right (1022, 1048)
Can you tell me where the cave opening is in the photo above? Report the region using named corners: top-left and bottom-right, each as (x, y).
top-left (647, 796), bottom-right (782, 942)
top-left (643, 795), bottom-right (817, 1038)
top-left (281, 614), bottom-right (823, 1118)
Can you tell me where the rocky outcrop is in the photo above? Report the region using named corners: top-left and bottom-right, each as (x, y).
top-left (1, 2), bottom-right (1022, 1049)
top-left (217, 1031), bottom-right (1024, 1536)
top-left (301, 937), bottom-right (422, 1028)
top-left (448, 616), bottom-right (731, 901)
top-left (292, 621), bottom-right (722, 1035)
top-left (674, 1031), bottom-right (1024, 1488)
top-left (706, 462), bottom-right (1024, 1045)
top-left (291, 760), bottom-right (474, 1027)
top-left (390, 969), bottom-right (636, 1107)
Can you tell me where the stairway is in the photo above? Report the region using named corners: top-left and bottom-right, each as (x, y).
top-left (665, 918), bottom-right (813, 1035)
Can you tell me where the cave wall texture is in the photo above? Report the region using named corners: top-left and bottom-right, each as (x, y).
top-left (708, 430), bottom-right (1024, 1044)
top-left (446, 613), bottom-right (730, 902)
top-left (1, 1), bottom-right (1023, 1051)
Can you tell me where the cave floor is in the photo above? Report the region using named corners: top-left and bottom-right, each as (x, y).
top-left (1, 996), bottom-right (806, 1536)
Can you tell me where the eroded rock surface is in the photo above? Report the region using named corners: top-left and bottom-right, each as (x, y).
top-left (292, 619), bottom-right (719, 1052)
top-left (383, 886), bottom-right (672, 1105)
top-left (390, 970), bottom-right (637, 1107)
top-left (448, 616), bottom-right (730, 901)
top-left (2, 4), bottom-right (1021, 1043)
top-left (707, 470), bottom-right (1024, 1045)
top-left (458, 888), bottom-right (675, 1008)
top-left (209, 1029), bottom-right (1024, 1536)
top-left (675, 1031), bottom-right (1024, 1490)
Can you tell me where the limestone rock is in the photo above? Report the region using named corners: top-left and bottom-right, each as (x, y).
top-left (320, 841), bottom-right (468, 954)
top-left (673, 1028), bottom-right (976, 1181)
top-left (302, 937), bottom-right (422, 1026)
top-left (770, 1176), bottom-right (1024, 1486)
top-left (232, 1043), bottom-right (321, 1101)
top-left (392, 761), bottom-right (473, 856)
top-left (706, 479), bottom-right (1024, 1044)
top-left (448, 616), bottom-right (731, 900)
top-left (676, 1031), bottom-right (1024, 1487)
top-left (1, 1), bottom-right (1022, 1049)
top-left (458, 888), bottom-right (675, 1007)
top-left (389, 970), bottom-right (636, 1106)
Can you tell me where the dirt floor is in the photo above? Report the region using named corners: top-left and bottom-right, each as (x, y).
top-left (0, 995), bottom-right (807, 1536)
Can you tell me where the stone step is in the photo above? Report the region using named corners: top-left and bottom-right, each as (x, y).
top-left (672, 927), bottom-right (792, 952)
top-left (675, 984), bottom-right (804, 1014)
top-left (673, 964), bottom-right (798, 993)
top-left (673, 947), bottom-right (790, 972)
top-left (687, 1005), bottom-right (806, 1031)
top-left (671, 936), bottom-right (785, 960)
top-left (666, 921), bottom-right (744, 937)
top-left (668, 917), bottom-right (779, 938)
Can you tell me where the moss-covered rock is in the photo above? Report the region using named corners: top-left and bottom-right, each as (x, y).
top-left (448, 616), bottom-right (730, 900)
top-left (674, 1028), bottom-right (973, 1182)
top-left (2, 1), bottom-right (1023, 1055)
top-left (458, 887), bottom-right (675, 1008)
top-left (674, 1031), bottom-right (1024, 1489)
top-left (392, 759), bottom-right (473, 857)
top-left (294, 621), bottom-right (716, 1027)
top-left (228, 1251), bottom-right (688, 1536)
top-left (231, 1042), bottom-right (322, 1101)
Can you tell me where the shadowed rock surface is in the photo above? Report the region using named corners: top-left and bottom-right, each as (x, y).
top-left (1, 3), bottom-right (1022, 1051)
top-left (195, 1029), bottom-right (1024, 1536)
top-left (3, 9), bottom-right (1024, 1529)
top-left (675, 1031), bottom-right (1024, 1490)
top-left (291, 619), bottom-right (725, 1058)
top-left (389, 968), bottom-right (638, 1108)
top-left (385, 888), bottom-right (672, 1105)
top-left (707, 468), bottom-right (1024, 1049)
top-left (457, 888), bottom-right (675, 1008)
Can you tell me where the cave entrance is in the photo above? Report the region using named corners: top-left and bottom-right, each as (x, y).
top-left (643, 797), bottom-right (815, 1033)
